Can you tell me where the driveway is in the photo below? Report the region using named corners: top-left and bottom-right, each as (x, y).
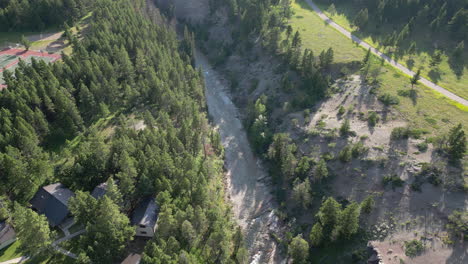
top-left (305, 0), bottom-right (468, 107)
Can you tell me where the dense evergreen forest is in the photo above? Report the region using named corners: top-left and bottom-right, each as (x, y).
top-left (323, 0), bottom-right (468, 43)
top-left (0, 0), bottom-right (243, 263)
top-left (0, 0), bottom-right (92, 31)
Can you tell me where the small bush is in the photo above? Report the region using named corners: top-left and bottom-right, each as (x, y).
top-left (351, 142), bottom-right (368, 158)
top-left (391, 127), bottom-right (410, 140)
top-left (324, 130), bottom-right (337, 141)
top-left (416, 142), bottom-right (428, 152)
top-left (404, 240), bottom-right (424, 257)
top-left (397, 89), bottom-right (411, 97)
top-left (367, 111), bottom-right (380, 127)
top-left (391, 127), bottom-right (428, 140)
top-left (378, 93), bottom-right (400, 106)
top-left (383, 175), bottom-right (404, 189)
top-left (308, 129), bottom-right (320, 137)
top-left (361, 195), bottom-right (375, 214)
top-left (340, 119), bottom-right (351, 136)
top-left (338, 106), bottom-right (346, 116)
top-left (339, 145), bottom-right (353, 162)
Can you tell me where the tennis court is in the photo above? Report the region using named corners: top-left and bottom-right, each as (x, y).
top-left (0, 48), bottom-right (61, 87)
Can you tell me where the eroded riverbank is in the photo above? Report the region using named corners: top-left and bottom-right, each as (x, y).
top-left (196, 52), bottom-right (285, 264)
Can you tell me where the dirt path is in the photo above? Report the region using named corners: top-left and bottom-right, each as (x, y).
top-left (305, 0), bottom-right (468, 106)
top-left (196, 52), bottom-right (286, 264)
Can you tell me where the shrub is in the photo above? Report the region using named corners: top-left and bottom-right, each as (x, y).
top-left (340, 119), bottom-right (351, 136)
top-left (416, 142), bottom-right (428, 152)
top-left (361, 195), bottom-right (375, 214)
top-left (391, 127), bottom-right (428, 140)
top-left (391, 127), bottom-right (410, 140)
top-left (351, 142), bottom-right (368, 158)
top-left (324, 130), bottom-right (337, 141)
top-left (420, 163), bottom-right (442, 186)
top-left (367, 111), bottom-right (380, 127)
top-left (404, 240), bottom-right (424, 257)
top-left (338, 106), bottom-right (346, 116)
top-left (378, 93), bottom-right (400, 106)
top-left (339, 145), bottom-right (353, 162)
top-left (383, 175), bottom-right (404, 189)
top-left (446, 210), bottom-right (468, 241)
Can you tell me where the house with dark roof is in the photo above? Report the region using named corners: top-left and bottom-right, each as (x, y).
top-left (91, 182), bottom-right (108, 199)
top-left (0, 221), bottom-right (16, 250)
top-left (30, 183), bottom-right (75, 227)
top-left (131, 198), bottom-right (159, 238)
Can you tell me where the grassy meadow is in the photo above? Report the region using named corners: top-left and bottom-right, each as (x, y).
top-left (311, 0), bottom-right (468, 99)
top-left (289, 0), bottom-right (468, 134)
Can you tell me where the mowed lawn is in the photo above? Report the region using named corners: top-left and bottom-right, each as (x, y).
top-left (311, 0), bottom-right (468, 99)
top-left (290, 0), bottom-right (468, 133)
top-left (0, 241), bottom-right (22, 262)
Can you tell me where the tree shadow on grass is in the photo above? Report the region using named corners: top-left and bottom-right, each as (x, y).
top-left (428, 69), bottom-right (442, 84)
top-left (406, 58), bottom-right (415, 71)
top-left (447, 56), bottom-right (465, 80)
top-left (397, 89), bottom-right (418, 106)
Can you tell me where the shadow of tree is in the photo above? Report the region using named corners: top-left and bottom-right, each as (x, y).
top-left (447, 56), bottom-right (465, 80)
top-left (406, 59), bottom-right (415, 70)
top-left (428, 69), bottom-right (442, 84)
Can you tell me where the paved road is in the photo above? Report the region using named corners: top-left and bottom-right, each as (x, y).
top-left (305, 0), bottom-right (468, 107)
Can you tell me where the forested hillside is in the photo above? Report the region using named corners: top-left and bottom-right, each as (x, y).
top-left (0, 0), bottom-right (242, 263)
top-left (0, 0), bottom-right (92, 31)
top-left (174, 0), bottom-right (467, 263)
top-left (324, 0), bottom-right (467, 41)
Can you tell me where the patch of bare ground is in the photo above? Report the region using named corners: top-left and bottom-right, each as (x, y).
top-left (281, 75), bottom-right (466, 263)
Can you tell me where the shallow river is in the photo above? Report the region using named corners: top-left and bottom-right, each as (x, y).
top-left (196, 52), bottom-right (285, 264)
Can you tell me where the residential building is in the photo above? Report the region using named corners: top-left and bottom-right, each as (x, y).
top-left (0, 221), bottom-right (16, 250)
top-left (131, 198), bottom-right (158, 238)
top-left (30, 183), bottom-right (74, 227)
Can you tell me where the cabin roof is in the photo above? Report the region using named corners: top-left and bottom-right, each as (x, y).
top-left (29, 183), bottom-right (74, 227)
top-left (131, 198), bottom-right (158, 228)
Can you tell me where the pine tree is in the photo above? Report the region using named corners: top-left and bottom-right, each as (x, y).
top-left (353, 8), bottom-right (369, 29)
top-left (20, 35), bottom-right (31, 51)
top-left (314, 158), bottom-right (328, 182)
top-left (292, 178), bottom-right (312, 209)
top-left (318, 197), bottom-right (341, 230)
top-left (13, 204), bottom-right (53, 256)
top-left (337, 202), bottom-right (361, 239)
top-left (447, 124), bottom-right (466, 161)
top-left (411, 69), bottom-right (421, 89)
top-left (309, 222), bottom-right (324, 247)
top-left (289, 235), bottom-right (309, 264)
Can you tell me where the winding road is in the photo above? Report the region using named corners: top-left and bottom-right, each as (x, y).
top-left (305, 0), bottom-right (468, 107)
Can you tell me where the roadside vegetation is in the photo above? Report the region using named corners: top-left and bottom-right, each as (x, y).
top-left (290, 0), bottom-right (468, 133)
top-left (313, 0), bottom-right (467, 99)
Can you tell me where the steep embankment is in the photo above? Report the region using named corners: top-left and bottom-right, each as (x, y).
top-left (197, 52), bottom-right (285, 264)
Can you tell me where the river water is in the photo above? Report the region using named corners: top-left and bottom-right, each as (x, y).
top-left (195, 52), bottom-right (285, 264)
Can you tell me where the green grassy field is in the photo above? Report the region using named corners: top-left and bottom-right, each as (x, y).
top-left (312, 0), bottom-right (468, 99)
top-left (0, 241), bottom-right (22, 262)
top-left (290, 0), bottom-right (468, 134)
